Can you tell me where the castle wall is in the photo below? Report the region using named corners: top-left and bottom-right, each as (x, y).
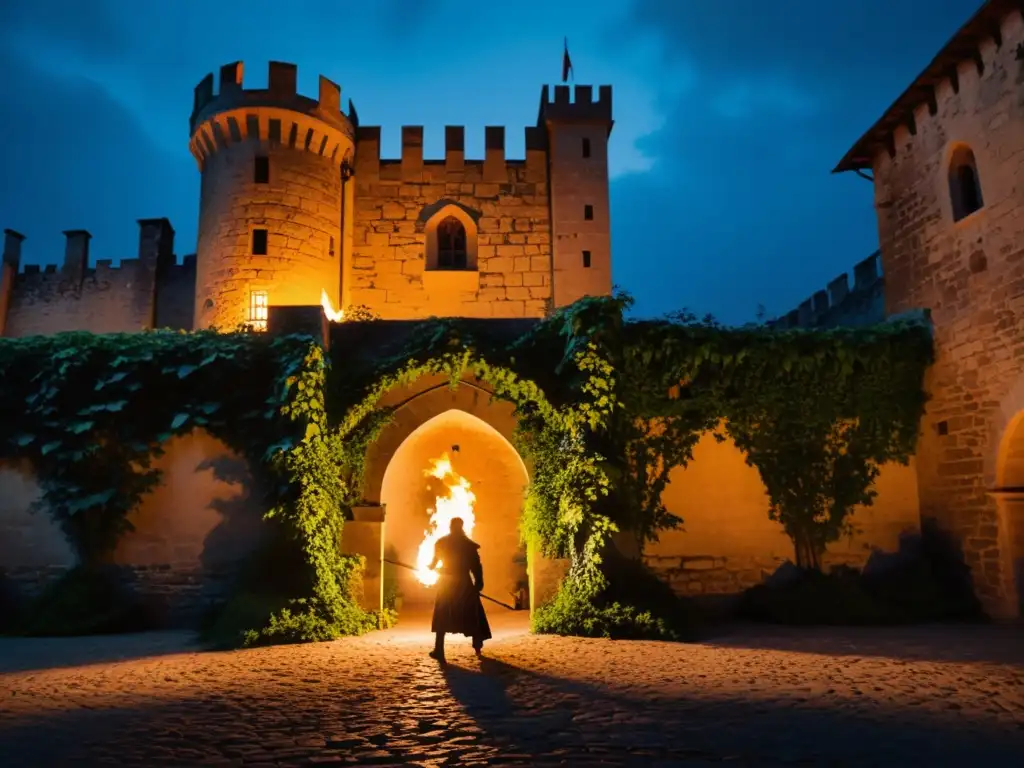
top-left (644, 430), bottom-right (922, 597)
top-left (869, 8), bottom-right (1024, 617)
top-left (0, 459), bottom-right (77, 587)
top-left (771, 252), bottom-right (886, 330)
top-left (4, 260), bottom-right (158, 337)
top-left (0, 430), bottom-right (266, 626)
top-left (0, 219), bottom-right (181, 338)
top-left (155, 255), bottom-right (197, 331)
top-left (348, 126), bottom-right (553, 319)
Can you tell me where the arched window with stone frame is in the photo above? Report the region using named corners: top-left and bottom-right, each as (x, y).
top-left (423, 203), bottom-right (479, 272)
top-left (948, 144), bottom-right (984, 223)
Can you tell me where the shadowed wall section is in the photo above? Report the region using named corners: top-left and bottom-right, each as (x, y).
top-left (0, 430), bottom-right (266, 626)
top-left (645, 429), bottom-right (922, 598)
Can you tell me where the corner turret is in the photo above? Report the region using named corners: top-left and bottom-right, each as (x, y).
top-left (189, 62), bottom-right (356, 330)
top-left (538, 84), bottom-right (614, 308)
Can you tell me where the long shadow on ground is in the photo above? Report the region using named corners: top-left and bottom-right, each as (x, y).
top-left (1, 649), bottom-right (1023, 767)
top-left (440, 653), bottom-right (1023, 766)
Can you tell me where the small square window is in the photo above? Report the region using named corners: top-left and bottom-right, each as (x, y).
top-left (582, 250), bottom-right (592, 268)
top-left (584, 205), bottom-right (594, 221)
top-left (937, 420), bottom-right (949, 436)
top-left (252, 228), bottom-right (268, 255)
top-left (582, 138), bottom-right (591, 158)
top-left (254, 156), bottom-right (270, 184)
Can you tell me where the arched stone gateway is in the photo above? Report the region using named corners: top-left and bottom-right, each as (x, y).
top-left (341, 373), bottom-right (567, 616)
top-left (988, 394), bottom-right (1024, 618)
top-left (380, 408), bottom-right (529, 611)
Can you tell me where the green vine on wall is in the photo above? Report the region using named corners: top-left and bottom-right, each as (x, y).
top-left (0, 291), bottom-right (934, 646)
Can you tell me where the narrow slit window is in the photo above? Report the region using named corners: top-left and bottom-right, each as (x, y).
top-left (252, 228), bottom-right (268, 255)
top-left (329, 236), bottom-right (335, 257)
top-left (582, 250), bottom-right (592, 268)
top-left (582, 137), bottom-right (591, 158)
top-left (254, 156), bottom-right (269, 184)
top-left (584, 204), bottom-right (594, 221)
top-left (948, 145), bottom-right (983, 222)
top-left (249, 290), bottom-right (268, 332)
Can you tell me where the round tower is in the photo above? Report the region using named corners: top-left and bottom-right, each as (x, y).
top-left (188, 61), bottom-right (355, 331)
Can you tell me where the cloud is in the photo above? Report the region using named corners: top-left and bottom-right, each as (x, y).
top-left (605, 0), bottom-right (983, 325)
top-left (0, 46), bottom-right (196, 265)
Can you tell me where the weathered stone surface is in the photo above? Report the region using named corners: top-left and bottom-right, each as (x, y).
top-left (1, 618), bottom-right (1023, 766)
top-left (868, 10), bottom-right (1024, 617)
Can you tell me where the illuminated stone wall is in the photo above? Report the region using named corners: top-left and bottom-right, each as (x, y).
top-left (349, 126), bottom-right (553, 319)
top-left (645, 429), bottom-right (922, 598)
top-left (868, 8), bottom-right (1024, 617)
top-left (189, 62), bottom-right (353, 331)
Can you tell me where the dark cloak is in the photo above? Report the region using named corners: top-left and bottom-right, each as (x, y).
top-left (430, 531), bottom-right (493, 640)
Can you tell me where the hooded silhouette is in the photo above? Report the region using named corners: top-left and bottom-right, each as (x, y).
top-left (428, 517), bottom-right (492, 662)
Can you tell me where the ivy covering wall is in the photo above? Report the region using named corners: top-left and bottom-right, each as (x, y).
top-left (0, 293), bottom-right (934, 644)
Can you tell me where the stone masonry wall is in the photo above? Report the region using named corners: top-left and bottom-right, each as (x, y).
top-left (155, 255), bottom-right (197, 331)
top-left (349, 126), bottom-right (552, 320)
top-left (770, 252), bottom-right (886, 330)
top-left (0, 430), bottom-right (266, 627)
top-left (5, 261), bottom-right (158, 337)
top-left (1, 219), bottom-right (181, 338)
top-left (645, 429), bottom-right (921, 600)
top-left (194, 142), bottom-right (344, 331)
top-left (869, 9), bottom-right (1024, 617)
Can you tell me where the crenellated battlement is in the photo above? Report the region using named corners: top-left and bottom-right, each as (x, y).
top-left (537, 84), bottom-right (613, 130)
top-left (770, 252), bottom-right (885, 330)
top-left (189, 61), bottom-right (357, 169)
top-left (354, 124), bottom-right (548, 181)
top-left (2, 219), bottom-right (179, 280)
top-left (834, 3), bottom-right (1022, 173)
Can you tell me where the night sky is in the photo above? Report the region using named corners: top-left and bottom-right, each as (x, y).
top-left (0, 0), bottom-right (982, 325)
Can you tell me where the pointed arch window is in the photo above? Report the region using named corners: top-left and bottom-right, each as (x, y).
top-left (436, 216), bottom-right (468, 270)
top-left (948, 145), bottom-right (984, 222)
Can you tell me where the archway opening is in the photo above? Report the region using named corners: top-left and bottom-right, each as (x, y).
top-left (380, 408), bottom-right (530, 614)
top-left (994, 411), bottom-right (1024, 617)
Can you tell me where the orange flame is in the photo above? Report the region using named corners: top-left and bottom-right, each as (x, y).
top-left (320, 289), bottom-right (344, 322)
top-left (415, 453), bottom-right (476, 586)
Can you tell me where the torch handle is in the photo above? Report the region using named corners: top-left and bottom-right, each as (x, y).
top-left (382, 557), bottom-right (518, 611)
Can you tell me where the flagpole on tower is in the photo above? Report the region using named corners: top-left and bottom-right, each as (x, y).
top-left (562, 37), bottom-right (574, 83)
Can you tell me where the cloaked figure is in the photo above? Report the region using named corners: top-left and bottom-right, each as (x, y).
top-left (428, 517), bottom-right (492, 663)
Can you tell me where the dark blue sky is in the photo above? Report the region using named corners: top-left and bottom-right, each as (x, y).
top-left (0, 0), bottom-right (981, 324)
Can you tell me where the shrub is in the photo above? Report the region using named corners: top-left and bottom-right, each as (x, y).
top-left (739, 552), bottom-right (986, 626)
top-left (17, 566), bottom-right (155, 637)
top-left (533, 554), bottom-right (701, 640)
top-left (740, 566), bottom-right (898, 625)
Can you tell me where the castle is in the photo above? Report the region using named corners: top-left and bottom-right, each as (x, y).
top-left (1, 1), bottom-right (1023, 623)
top-left (0, 61), bottom-right (613, 336)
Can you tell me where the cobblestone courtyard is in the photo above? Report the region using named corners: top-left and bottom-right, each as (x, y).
top-left (1, 611), bottom-right (1023, 767)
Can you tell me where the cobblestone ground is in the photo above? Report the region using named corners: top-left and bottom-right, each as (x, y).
top-left (1, 611), bottom-right (1023, 767)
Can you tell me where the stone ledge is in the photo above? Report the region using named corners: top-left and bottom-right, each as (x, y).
top-left (422, 269), bottom-right (480, 295)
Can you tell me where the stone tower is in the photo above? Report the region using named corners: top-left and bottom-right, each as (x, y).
top-left (538, 85), bottom-right (614, 308)
top-left (188, 61), bottom-right (356, 331)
